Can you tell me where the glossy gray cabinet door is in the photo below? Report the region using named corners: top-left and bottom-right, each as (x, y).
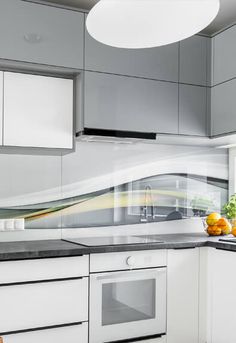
top-left (213, 25), bottom-right (236, 85)
top-left (85, 28), bottom-right (178, 82)
top-left (211, 79), bottom-right (236, 136)
top-left (0, 0), bottom-right (84, 68)
top-left (84, 71), bottom-right (178, 134)
top-left (180, 35), bottom-right (209, 86)
top-left (0, 72), bottom-right (3, 145)
top-left (179, 85), bottom-right (207, 136)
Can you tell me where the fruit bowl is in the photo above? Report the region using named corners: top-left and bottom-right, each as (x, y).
top-left (205, 213), bottom-right (232, 236)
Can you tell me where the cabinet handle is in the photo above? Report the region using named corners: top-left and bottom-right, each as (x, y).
top-left (0, 337), bottom-right (3, 343)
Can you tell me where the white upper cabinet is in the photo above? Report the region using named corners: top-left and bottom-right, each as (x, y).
top-left (213, 25), bottom-right (236, 85)
top-left (85, 24), bottom-right (179, 82)
top-left (0, 0), bottom-right (84, 69)
top-left (84, 71), bottom-right (178, 134)
top-left (0, 72), bottom-right (3, 146)
top-left (180, 35), bottom-right (210, 86)
top-left (3, 72), bottom-right (73, 149)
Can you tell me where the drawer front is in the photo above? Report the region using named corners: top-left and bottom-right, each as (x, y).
top-left (90, 250), bottom-right (167, 272)
top-left (0, 278), bottom-right (88, 333)
top-left (0, 256), bottom-right (89, 284)
top-left (1, 322), bottom-right (88, 343)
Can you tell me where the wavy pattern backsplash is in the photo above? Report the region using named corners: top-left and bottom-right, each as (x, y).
top-left (0, 142), bottom-right (228, 229)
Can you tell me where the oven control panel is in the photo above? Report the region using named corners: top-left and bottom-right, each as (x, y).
top-left (126, 256), bottom-right (136, 267)
top-left (90, 250), bottom-right (167, 272)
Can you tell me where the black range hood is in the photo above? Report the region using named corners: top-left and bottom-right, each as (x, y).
top-left (77, 128), bottom-right (157, 140)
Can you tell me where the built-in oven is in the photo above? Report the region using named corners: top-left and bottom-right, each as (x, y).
top-left (89, 251), bottom-right (167, 343)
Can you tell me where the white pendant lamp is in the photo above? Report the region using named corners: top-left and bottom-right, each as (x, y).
top-left (86, 0), bottom-right (220, 49)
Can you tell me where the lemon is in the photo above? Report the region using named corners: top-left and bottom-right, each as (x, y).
top-left (206, 213), bottom-right (221, 226)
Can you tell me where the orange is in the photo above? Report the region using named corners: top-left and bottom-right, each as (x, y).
top-left (206, 213), bottom-right (221, 226)
top-left (232, 227), bottom-right (236, 237)
top-left (231, 219), bottom-right (236, 227)
top-left (216, 218), bottom-right (232, 235)
top-left (207, 225), bottom-right (222, 236)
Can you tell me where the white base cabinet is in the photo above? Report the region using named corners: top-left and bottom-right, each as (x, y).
top-left (207, 248), bottom-right (236, 343)
top-left (0, 278), bottom-right (88, 333)
top-left (167, 248), bottom-right (199, 343)
top-left (0, 255), bottom-right (89, 284)
top-left (1, 322), bottom-right (88, 343)
top-left (0, 256), bottom-right (89, 343)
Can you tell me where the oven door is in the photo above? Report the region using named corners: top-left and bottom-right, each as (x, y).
top-left (89, 267), bottom-right (167, 343)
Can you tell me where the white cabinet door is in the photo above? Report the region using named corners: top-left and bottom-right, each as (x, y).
top-left (4, 72), bottom-right (73, 149)
top-left (0, 71), bottom-right (3, 145)
top-left (84, 71), bottom-right (178, 134)
top-left (213, 25), bottom-right (236, 85)
top-left (1, 322), bottom-right (88, 343)
top-left (167, 248), bottom-right (199, 343)
top-left (85, 24), bottom-right (178, 82)
top-left (208, 248), bottom-right (236, 343)
top-left (179, 84), bottom-right (207, 136)
top-left (0, 278), bottom-right (88, 333)
top-left (211, 79), bottom-right (236, 136)
top-left (0, 0), bottom-right (84, 69)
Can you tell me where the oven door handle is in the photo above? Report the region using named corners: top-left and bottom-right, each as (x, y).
top-left (94, 268), bottom-right (166, 282)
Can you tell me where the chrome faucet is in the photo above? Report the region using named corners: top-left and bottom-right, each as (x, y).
top-left (140, 185), bottom-right (155, 222)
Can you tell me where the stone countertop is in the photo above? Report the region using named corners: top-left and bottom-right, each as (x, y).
top-left (0, 233), bottom-right (236, 261)
top-left (0, 239), bottom-right (88, 261)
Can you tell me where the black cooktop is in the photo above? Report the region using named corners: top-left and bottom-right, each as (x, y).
top-left (64, 235), bottom-right (164, 247)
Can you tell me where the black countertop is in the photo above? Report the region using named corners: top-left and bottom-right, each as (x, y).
top-left (0, 239), bottom-right (88, 261)
top-left (0, 233), bottom-right (236, 261)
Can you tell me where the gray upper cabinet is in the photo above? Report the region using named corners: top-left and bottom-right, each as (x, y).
top-left (213, 25), bottom-right (236, 85)
top-left (85, 27), bottom-right (179, 82)
top-left (0, 72), bottom-right (2, 146)
top-left (211, 25), bottom-right (236, 137)
top-left (211, 79), bottom-right (236, 136)
top-left (84, 71), bottom-right (178, 134)
top-left (0, 0), bottom-right (84, 69)
top-left (180, 35), bottom-right (209, 86)
top-left (179, 85), bottom-right (207, 136)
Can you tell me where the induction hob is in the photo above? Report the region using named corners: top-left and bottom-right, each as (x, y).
top-left (64, 235), bottom-right (164, 247)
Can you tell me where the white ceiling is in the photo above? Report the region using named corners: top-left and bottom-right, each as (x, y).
top-left (44, 0), bottom-right (236, 35)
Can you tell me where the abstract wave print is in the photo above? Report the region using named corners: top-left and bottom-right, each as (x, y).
top-left (0, 173), bottom-right (228, 229)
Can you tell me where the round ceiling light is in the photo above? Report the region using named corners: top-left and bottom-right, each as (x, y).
top-left (86, 0), bottom-right (220, 49)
